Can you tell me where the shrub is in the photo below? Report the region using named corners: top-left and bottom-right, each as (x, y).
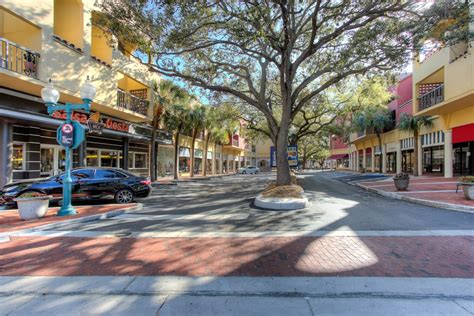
top-left (18, 192), bottom-right (46, 198)
top-left (394, 172), bottom-right (409, 180)
top-left (459, 176), bottom-right (474, 183)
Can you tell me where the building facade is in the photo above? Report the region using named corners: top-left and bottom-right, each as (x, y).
top-left (328, 135), bottom-right (350, 170)
top-left (0, 1), bottom-right (256, 186)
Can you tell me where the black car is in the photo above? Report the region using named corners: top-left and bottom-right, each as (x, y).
top-left (0, 168), bottom-right (152, 206)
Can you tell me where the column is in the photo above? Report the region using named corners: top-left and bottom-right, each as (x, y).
top-left (355, 151), bottom-right (359, 172)
top-left (444, 130), bottom-right (453, 178)
top-left (122, 138), bottom-right (129, 170)
top-left (77, 139), bottom-right (87, 167)
top-left (417, 136), bottom-right (423, 176)
top-left (0, 120), bottom-right (12, 187)
top-left (371, 146), bottom-right (375, 172)
top-left (349, 152), bottom-right (352, 170)
top-left (396, 142), bottom-right (402, 174)
top-left (382, 144), bottom-right (387, 174)
top-left (362, 148), bottom-right (367, 171)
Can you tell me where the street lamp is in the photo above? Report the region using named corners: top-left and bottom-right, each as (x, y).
top-left (41, 78), bottom-right (96, 216)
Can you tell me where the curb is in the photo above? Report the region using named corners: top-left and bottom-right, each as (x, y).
top-left (254, 193), bottom-right (309, 210)
top-left (356, 183), bottom-right (474, 214)
top-left (0, 203), bottom-right (143, 239)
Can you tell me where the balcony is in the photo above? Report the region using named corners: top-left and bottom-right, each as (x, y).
top-left (418, 85), bottom-right (444, 111)
top-left (232, 139), bottom-right (239, 147)
top-left (117, 89), bottom-right (149, 116)
top-left (0, 38), bottom-right (40, 79)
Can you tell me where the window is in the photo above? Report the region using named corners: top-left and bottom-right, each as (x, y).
top-left (95, 169), bottom-right (118, 179)
top-left (101, 151), bottom-right (119, 167)
top-left (12, 143), bottom-right (25, 171)
top-left (134, 153), bottom-right (147, 169)
top-left (86, 150), bottom-right (99, 167)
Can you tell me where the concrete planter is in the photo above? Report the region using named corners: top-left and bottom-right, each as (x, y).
top-left (13, 196), bottom-right (52, 220)
top-left (393, 178), bottom-right (410, 191)
top-left (461, 183), bottom-right (474, 200)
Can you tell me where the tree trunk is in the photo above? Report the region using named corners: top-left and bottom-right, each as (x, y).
top-left (413, 130), bottom-right (419, 176)
top-left (377, 134), bottom-right (383, 174)
top-left (276, 124), bottom-right (291, 186)
top-left (302, 156), bottom-right (307, 170)
top-left (173, 130), bottom-right (180, 180)
top-left (203, 132), bottom-right (211, 176)
top-left (150, 127), bottom-right (157, 182)
top-left (190, 129), bottom-right (198, 177)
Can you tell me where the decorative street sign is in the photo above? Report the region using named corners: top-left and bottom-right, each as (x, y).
top-left (60, 123), bottom-right (74, 147)
top-left (270, 145), bottom-right (299, 168)
top-left (87, 112), bottom-right (104, 134)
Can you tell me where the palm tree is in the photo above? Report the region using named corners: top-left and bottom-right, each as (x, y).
top-left (398, 113), bottom-right (433, 176)
top-left (162, 90), bottom-right (192, 180)
top-left (149, 80), bottom-right (177, 182)
top-left (188, 105), bottom-right (206, 177)
top-left (353, 107), bottom-right (393, 173)
top-left (202, 107), bottom-right (231, 176)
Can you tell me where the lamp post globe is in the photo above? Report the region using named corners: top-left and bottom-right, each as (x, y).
top-left (41, 83), bottom-right (60, 105)
top-left (80, 79), bottom-right (96, 102)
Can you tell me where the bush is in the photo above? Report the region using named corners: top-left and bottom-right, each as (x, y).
top-left (19, 192), bottom-right (46, 198)
top-left (459, 176), bottom-right (474, 183)
top-left (394, 172), bottom-right (409, 180)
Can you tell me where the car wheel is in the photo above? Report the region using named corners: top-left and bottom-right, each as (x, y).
top-left (114, 189), bottom-right (134, 204)
top-left (255, 170), bottom-right (259, 174)
top-left (242, 171), bottom-right (246, 174)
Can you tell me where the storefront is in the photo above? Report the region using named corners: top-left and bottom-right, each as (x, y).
top-left (401, 137), bottom-right (414, 173)
top-left (157, 145), bottom-right (174, 177)
top-left (179, 147), bottom-right (191, 173)
top-left (194, 149), bottom-right (203, 174)
top-left (206, 151), bottom-right (213, 174)
top-left (453, 124), bottom-right (474, 176)
top-left (215, 153), bottom-right (221, 174)
top-left (422, 131), bottom-right (445, 174)
top-left (385, 142), bottom-right (398, 173)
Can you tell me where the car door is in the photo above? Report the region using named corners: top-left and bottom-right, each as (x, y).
top-left (50, 170), bottom-right (85, 200)
top-left (89, 169), bottom-right (122, 198)
top-left (72, 169), bottom-right (95, 200)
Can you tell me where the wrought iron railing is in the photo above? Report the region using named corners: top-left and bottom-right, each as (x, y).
top-left (418, 85), bottom-right (444, 111)
top-left (117, 89), bottom-right (149, 116)
top-left (0, 38), bottom-right (40, 79)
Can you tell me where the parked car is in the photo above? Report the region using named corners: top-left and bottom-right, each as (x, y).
top-left (237, 166), bottom-right (260, 174)
top-left (0, 167), bottom-right (151, 206)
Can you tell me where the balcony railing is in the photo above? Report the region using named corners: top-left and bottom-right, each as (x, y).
top-left (418, 85), bottom-right (444, 111)
top-left (117, 89), bottom-right (149, 116)
top-left (0, 38), bottom-right (40, 79)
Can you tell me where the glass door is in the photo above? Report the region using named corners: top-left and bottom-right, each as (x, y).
top-left (40, 145), bottom-right (64, 177)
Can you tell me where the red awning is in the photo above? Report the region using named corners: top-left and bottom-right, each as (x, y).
top-left (329, 154), bottom-right (348, 160)
top-left (453, 124), bottom-right (474, 144)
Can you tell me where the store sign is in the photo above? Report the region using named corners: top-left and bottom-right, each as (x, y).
top-left (52, 111), bottom-right (130, 133)
top-left (87, 112), bottom-right (104, 134)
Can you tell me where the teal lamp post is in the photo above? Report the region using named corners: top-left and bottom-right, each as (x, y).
top-left (41, 78), bottom-right (96, 216)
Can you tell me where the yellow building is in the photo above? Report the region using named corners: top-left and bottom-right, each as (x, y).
top-left (348, 42), bottom-right (474, 178)
top-left (0, 0), bottom-right (256, 184)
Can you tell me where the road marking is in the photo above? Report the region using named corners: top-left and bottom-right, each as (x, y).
top-left (113, 213), bottom-right (250, 221)
top-left (12, 229), bottom-right (474, 238)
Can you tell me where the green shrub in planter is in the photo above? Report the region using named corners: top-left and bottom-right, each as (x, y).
top-left (458, 176), bottom-right (474, 200)
top-left (393, 172), bottom-right (410, 191)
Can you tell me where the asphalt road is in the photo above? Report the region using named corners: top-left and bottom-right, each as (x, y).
top-left (45, 171), bottom-right (474, 234)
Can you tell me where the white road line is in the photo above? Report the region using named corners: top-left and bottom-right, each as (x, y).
top-left (113, 213), bottom-right (249, 221)
top-left (12, 229), bottom-right (474, 238)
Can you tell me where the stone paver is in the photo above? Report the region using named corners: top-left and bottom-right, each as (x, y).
top-left (1, 235), bottom-right (473, 278)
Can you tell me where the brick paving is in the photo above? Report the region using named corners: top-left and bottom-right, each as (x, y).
top-left (0, 204), bottom-right (137, 233)
top-left (1, 235), bottom-right (473, 278)
top-left (358, 177), bottom-right (474, 208)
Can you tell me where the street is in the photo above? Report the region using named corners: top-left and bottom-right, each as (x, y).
top-left (1, 171), bottom-right (473, 315)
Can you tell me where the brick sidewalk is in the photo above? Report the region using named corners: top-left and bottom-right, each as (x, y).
top-left (1, 235), bottom-right (473, 278)
top-left (0, 204), bottom-right (137, 233)
top-left (358, 176), bottom-right (474, 209)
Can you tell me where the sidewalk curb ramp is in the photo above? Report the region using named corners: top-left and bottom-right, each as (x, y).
top-left (356, 183), bottom-right (474, 214)
top-left (0, 203), bottom-right (143, 239)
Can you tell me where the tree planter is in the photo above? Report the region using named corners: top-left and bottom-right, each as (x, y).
top-left (393, 175), bottom-right (410, 191)
top-left (14, 196), bottom-right (52, 220)
top-left (461, 183), bottom-right (474, 200)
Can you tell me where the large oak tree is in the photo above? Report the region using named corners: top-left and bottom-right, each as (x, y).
top-left (99, 0), bottom-right (421, 185)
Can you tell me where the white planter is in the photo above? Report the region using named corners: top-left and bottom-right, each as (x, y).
top-left (461, 184), bottom-right (474, 200)
top-left (14, 196), bottom-right (52, 220)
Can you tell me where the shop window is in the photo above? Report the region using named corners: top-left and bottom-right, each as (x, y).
top-left (53, 0), bottom-right (84, 52)
top-left (134, 153), bottom-right (147, 169)
top-left (101, 151), bottom-right (119, 167)
top-left (12, 143), bottom-right (25, 171)
top-left (86, 150), bottom-right (99, 167)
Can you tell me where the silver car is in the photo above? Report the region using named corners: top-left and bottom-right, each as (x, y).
top-left (237, 166), bottom-right (260, 174)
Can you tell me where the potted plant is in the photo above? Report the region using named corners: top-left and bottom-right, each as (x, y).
top-left (393, 172), bottom-right (410, 191)
top-left (458, 176), bottom-right (474, 200)
top-left (14, 192), bottom-right (52, 220)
